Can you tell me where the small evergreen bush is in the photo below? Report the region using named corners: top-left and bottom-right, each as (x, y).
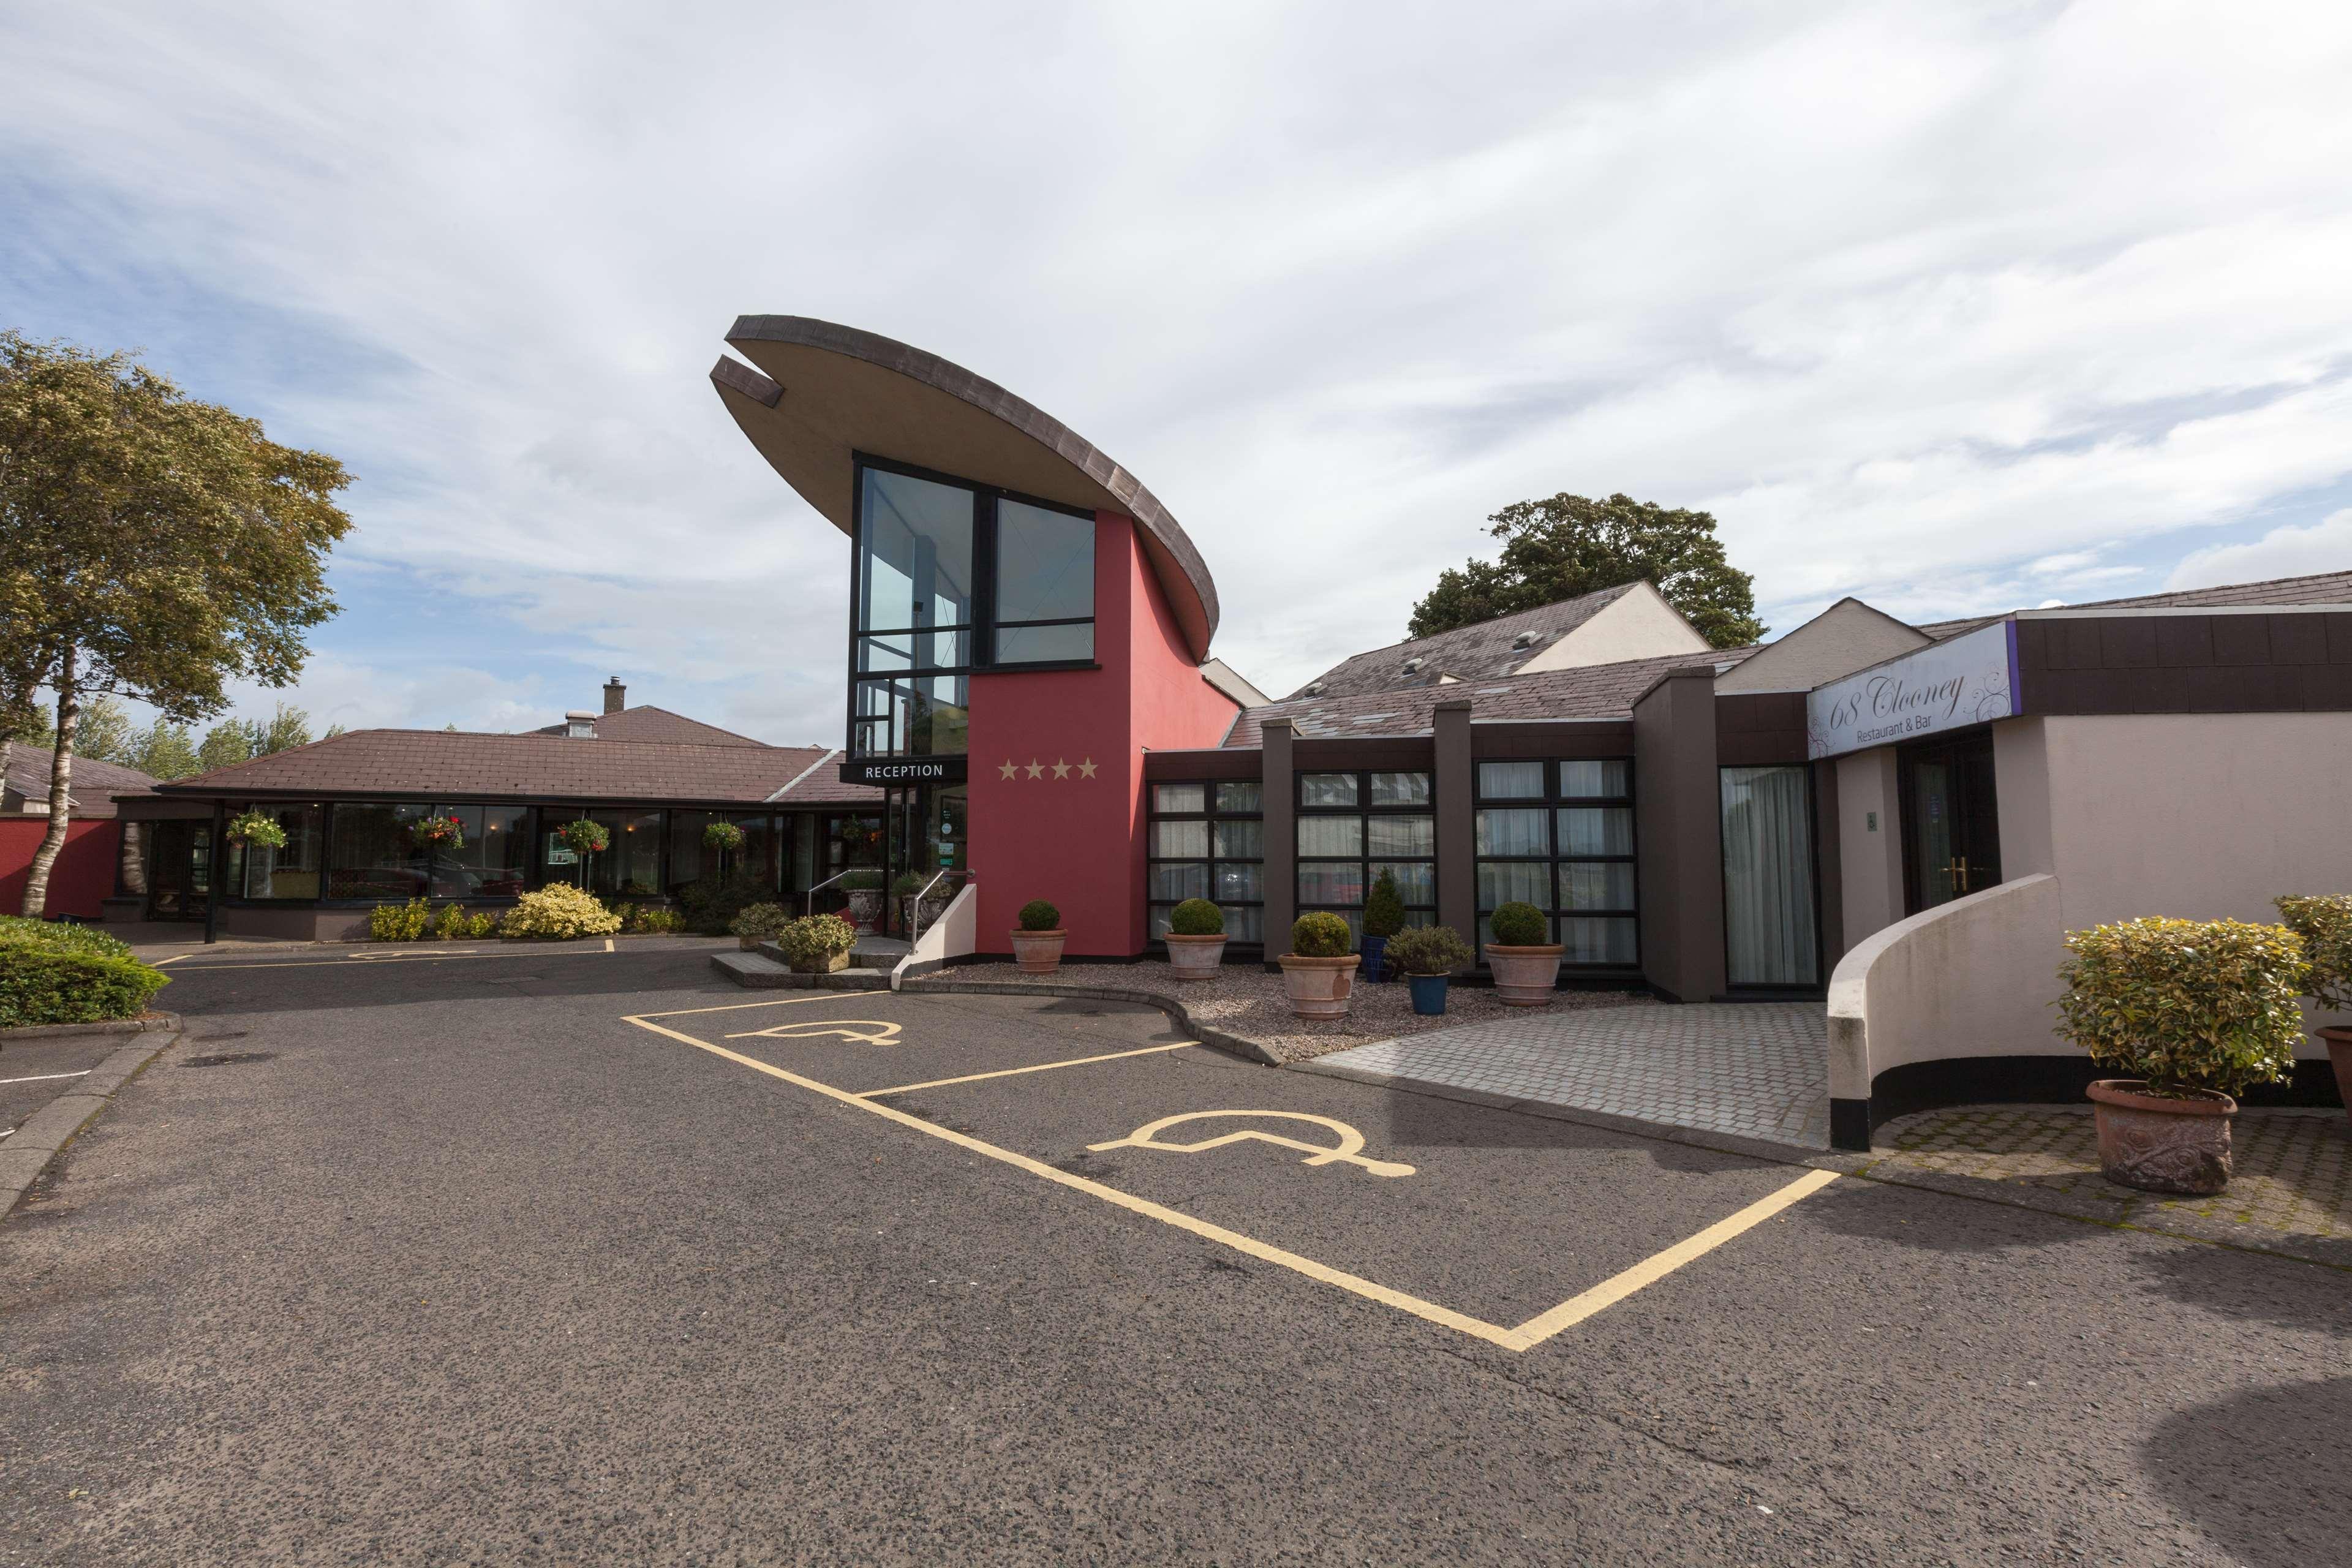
top-left (1289, 911), bottom-right (1353, 957)
top-left (2275, 895), bottom-right (2352, 1012)
top-left (891, 872), bottom-right (925, 897)
top-left (369, 899), bottom-right (432, 941)
top-left (1488, 902), bottom-right (1550, 947)
top-left (2053, 918), bottom-right (2308, 1098)
top-left (502, 883), bottom-right (625, 940)
top-left (677, 870), bottom-right (772, 936)
top-left (1362, 870), bottom-right (1406, 940)
top-left (1018, 899), bottom-right (1061, 932)
top-left (730, 902), bottom-right (793, 941)
top-left (434, 902), bottom-right (470, 940)
top-left (840, 869), bottom-right (883, 892)
top-left (776, 913), bottom-right (858, 972)
top-left (1385, 924), bottom-right (1474, 976)
top-left (464, 910), bottom-right (499, 938)
top-left (628, 905), bottom-right (685, 935)
top-left (1169, 898), bottom-right (1224, 937)
top-left (0, 918), bottom-right (170, 1028)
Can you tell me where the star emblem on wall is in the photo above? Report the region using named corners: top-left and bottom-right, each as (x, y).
top-left (993, 755), bottom-right (1102, 781)
top-left (998, 760), bottom-right (1017, 780)
top-left (1051, 758), bottom-right (1071, 779)
top-left (1025, 760), bottom-right (1045, 779)
top-left (1077, 758), bottom-right (1097, 778)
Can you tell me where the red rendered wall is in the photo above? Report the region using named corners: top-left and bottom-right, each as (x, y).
top-left (0, 818), bottom-right (119, 920)
top-left (964, 513), bottom-right (1238, 955)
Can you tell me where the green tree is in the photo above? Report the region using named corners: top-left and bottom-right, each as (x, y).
top-left (70, 694), bottom-right (135, 764)
top-left (255, 701), bottom-right (313, 755)
top-left (197, 719), bottom-right (260, 773)
top-left (126, 718), bottom-right (202, 780)
top-left (1408, 492), bottom-right (1766, 649)
top-left (0, 333), bottom-right (353, 915)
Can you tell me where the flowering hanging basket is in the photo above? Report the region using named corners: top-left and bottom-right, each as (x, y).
top-left (408, 813), bottom-right (466, 851)
top-left (702, 821), bottom-right (747, 853)
top-left (224, 809), bottom-right (287, 850)
top-left (555, 818), bottom-right (610, 854)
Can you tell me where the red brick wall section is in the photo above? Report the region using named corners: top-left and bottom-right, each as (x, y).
top-left (0, 818), bottom-right (119, 920)
top-left (965, 513), bottom-right (1240, 956)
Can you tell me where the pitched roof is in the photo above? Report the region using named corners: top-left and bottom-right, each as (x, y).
top-left (0, 741), bottom-right (159, 819)
top-left (524, 705), bottom-right (772, 747)
top-left (152, 729), bottom-right (880, 806)
top-left (1916, 568), bottom-right (2352, 639)
top-left (1282, 584), bottom-right (1642, 700)
top-left (1229, 646), bottom-right (1748, 746)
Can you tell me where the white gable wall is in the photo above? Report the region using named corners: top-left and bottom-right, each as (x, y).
top-left (1715, 598), bottom-right (1930, 694)
top-left (1517, 582), bottom-right (1709, 673)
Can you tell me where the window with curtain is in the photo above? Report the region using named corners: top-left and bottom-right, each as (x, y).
top-left (238, 803), bottom-right (325, 900)
top-left (1473, 759), bottom-right (1638, 963)
top-left (1147, 780), bottom-right (1264, 943)
top-left (1296, 771), bottom-right (1434, 944)
top-left (1721, 765), bottom-right (1819, 987)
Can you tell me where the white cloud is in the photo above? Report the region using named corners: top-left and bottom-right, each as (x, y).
top-left (2168, 510), bottom-right (2352, 592)
top-left (5, 0), bottom-right (2351, 715)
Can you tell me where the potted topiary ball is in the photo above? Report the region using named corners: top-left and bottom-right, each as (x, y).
top-left (2274, 894), bottom-right (2352, 1123)
top-left (840, 869), bottom-right (884, 933)
top-left (1387, 924), bottom-right (1476, 1017)
top-left (1012, 899), bottom-right (1065, 974)
top-left (1360, 869), bottom-right (1405, 984)
top-left (776, 913), bottom-right (857, 974)
top-left (1279, 912), bottom-right (1359, 1019)
top-left (729, 901), bottom-right (791, 952)
top-left (1484, 900), bottom-right (1563, 1006)
top-left (2054, 916), bottom-right (2310, 1194)
top-left (1163, 897), bottom-right (1226, 980)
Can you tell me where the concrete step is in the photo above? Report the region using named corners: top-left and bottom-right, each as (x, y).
top-left (712, 947), bottom-right (892, 990)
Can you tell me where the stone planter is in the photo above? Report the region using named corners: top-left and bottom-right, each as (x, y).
top-left (1485, 943), bottom-right (1564, 1006)
top-left (900, 895), bottom-right (951, 935)
top-left (2322, 1027), bottom-right (2352, 1124)
top-left (2087, 1079), bottom-right (2237, 1195)
top-left (791, 948), bottom-right (852, 976)
top-left (1163, 932), bottom-right (1227, 980)
top-left (738, 935), bottom-right (762, 951)
top-left (1278, 954), bottom-right (1359, 1020)
top-left (845, 889), bottom-right (883, 933)
top-left (1010, 928), bottom-right (1066, 974)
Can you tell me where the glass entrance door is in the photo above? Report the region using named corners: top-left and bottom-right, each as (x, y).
top-left (145, 820), bottom-right (213, 920)
top-left (1901, 733), bottom-right (2001, 914)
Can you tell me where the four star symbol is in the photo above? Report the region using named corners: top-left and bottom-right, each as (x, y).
top-left (1077, 757), bottom-right (1097, 778)
top-left (995, 756), bottom-right (1101, 782)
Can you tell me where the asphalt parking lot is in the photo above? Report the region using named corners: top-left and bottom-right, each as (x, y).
top-left (2, 942), bottom-right (2347, 1565)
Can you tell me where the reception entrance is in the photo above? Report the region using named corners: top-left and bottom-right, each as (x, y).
top-left (1899, 731), bottom-right (2000, 915)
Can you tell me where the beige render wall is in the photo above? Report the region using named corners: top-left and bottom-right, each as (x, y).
top-left (1834, 748), bottom-right (1904, 951)
top-left (1715, 599), bottom-right (1929, 694)
top-left (1519, 582), bottom-right (1709, 673)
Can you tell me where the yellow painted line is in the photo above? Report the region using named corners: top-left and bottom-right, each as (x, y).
top-left (605, 937), bottom-right (614, 952)
top-left (150, 946), bottom-right (617, 973)
top-left (857, 1042), bottom-right (1197, 1098)
top-left (631, 993), bottom-right (882, 1020)
top-left (1504, 1167), bottom-right (1842, 1348)
top-left (149, 954), bottom-right (189, 967)
top-left (624, 1012), bottom-right (1842, 1352)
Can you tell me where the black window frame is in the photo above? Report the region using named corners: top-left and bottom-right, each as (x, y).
top-left (1295, 769), bottom-right (1437, 942)
top-left (1472, 758), bottom-right (1640, 968)
top-left (1145, 780), bottom-right (1265, 947)
top-left (847, 453), bottom-right (1100, 761)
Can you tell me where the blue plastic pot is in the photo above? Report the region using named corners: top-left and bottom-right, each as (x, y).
top-left (1406, 972), bottom-right (1449, 1016)
top-left (1360, 934), bottom-right (1390, 984)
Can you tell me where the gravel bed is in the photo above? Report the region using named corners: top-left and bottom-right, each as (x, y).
top-left (915, 959), bottom-right (1655, 1062)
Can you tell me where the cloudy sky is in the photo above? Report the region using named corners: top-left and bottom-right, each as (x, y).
top-left (6, 1), bottom-right (2350, 744)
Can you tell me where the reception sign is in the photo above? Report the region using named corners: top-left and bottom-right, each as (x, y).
top-left (1806, 620), bottom-right (2020, 759)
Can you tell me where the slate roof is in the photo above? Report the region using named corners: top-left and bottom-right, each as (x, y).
top-left (1281, 584), bottom-right (1642, 700)
top-left (1228, 646), bottom-right (1749, 746)
top-left (153, 730), bottom-right (880, 806)
top-left (0, 741), bottom-right (159, 820)
top-left (1915, 569), bottom-right (2352, 639)
top-left (524, 705), bottom-right (771, 748)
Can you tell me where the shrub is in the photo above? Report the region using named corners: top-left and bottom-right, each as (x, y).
top-left (0, 919), bottom-right (170, 1028)
top-left (1289, 911), bottom-right (1353, 957)
top-left (701, 821), bottom-right (746, 853)
top-left (1018, 899), bottom-right (1061, 932)
top-left (369, 898), bottom-right (432, 941)
top-left (1169, 898), bottom-right (1224, 937)
top-left (225, 808), bottom-right (287, 850)
top-left (730, 902), bottom-right (793, 941)
top-left (464, 910), bottom-right (500, 938)
top-left (1385, 924), bottom-right (1474, 976)
top-left (434, 902), bottom-right (470, 940)
top-left (677, 870), bottom-right (772, 936)
top-left (2053, 918), bottom-right (2309, 1098)
top-left (1488, 901), bottom-right (1550, 948)
top-left (2275, 895), bottom-right (2352, 1012)
top-left (840, 869), bottom-right (884, 892)
top-left (502, 883), bottom-right (624, 940)
top-left (775, 913), bottom-right (857, 972)
top-left (1362, 870), bottom-right (1406, 940)
top-left (629, 906), bottom-right (685, 935)
top-left (891, 872), bottom-right (925, 897)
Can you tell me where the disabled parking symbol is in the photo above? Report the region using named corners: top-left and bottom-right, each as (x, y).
top-left (723, 1019), bottom-right (904, 1046)
top-left (1088, 1111), bottom-right (1415, 1178)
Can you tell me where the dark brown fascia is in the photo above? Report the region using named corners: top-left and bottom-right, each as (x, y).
top-left (709, 355), bottom-right (781, 408)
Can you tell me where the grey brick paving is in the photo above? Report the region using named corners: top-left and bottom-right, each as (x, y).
top-left (1313, 1002), bottom-right (1829, 1148)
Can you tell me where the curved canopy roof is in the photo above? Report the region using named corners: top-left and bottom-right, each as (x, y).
top-left (710, 316), bottom-right (1219, 660)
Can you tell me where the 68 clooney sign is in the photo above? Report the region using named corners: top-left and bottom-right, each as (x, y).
top-left (1806, 620), bottom-right (2020, 760)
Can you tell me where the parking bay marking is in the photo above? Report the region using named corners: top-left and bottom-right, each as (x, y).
top-left (726, 1019), bottom-right (905, 1046)
top-left (623, 999), bottom-right (1840, 1352)
top-left (1091, 1110), bottom-right (1415, 1178)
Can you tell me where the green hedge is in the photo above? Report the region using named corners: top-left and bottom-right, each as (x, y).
top-left (0, 918), bottom-right (170, 1029)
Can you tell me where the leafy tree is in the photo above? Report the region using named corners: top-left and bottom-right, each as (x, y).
top-left (1408, 492), bottom-right (1766, 649)
top-left (1, 703), bottom-right (52, 750)
top-left (197, 719), bottom-right (260, 772)
top-left (126, 718), bottom-right (202, 780)
top-left (256, 701), bottom-right (313, 755)
top-left (0, 333), bottom-right (352, 914)
top-left (70, 695), bottom-right (135, 764)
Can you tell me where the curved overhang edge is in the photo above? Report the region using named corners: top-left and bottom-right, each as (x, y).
top-left (710, 316), bottom-right (1219, 661)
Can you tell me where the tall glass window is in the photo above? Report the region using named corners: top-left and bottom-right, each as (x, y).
top-left (995, 500), bottom-right (1094, 664)
top-left (328, 802), bottom-right (428, 899)
top-left (237, 804), bottom-right (325, 900)
top-left (1147, 780), bottom-right (1264, 943)
top-left (1474, 759), bottom-right (1638, 963)
top-left (1721, 766), bottom-right (1818, 987)
top-left (1297, 771), bottom-right (1435, 944)
top-left (431, 803), bottom-right (531, 897)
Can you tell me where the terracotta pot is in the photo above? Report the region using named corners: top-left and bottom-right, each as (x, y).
top-left (1485, 943), bottom-right (1564, 1006)
top-left (1163, 932), bottom-right (1227, 981)
top-left (845, 889), bottom-right (883, 933)
top-left (1278, 953), bottom-right (1359, 1019)
top-left (2321, 1027), bottom-right (2352, 1123)
top-left (2087, 1079), bottom-right (2237, 1196)
top-left (1009, 929), bottom-right (1066, 974)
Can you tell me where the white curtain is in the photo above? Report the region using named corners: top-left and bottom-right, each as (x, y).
top-left (1721, 766), bottom-right (1819, 987)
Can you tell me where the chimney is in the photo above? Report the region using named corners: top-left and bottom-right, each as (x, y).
top-left (603, 676), bottom-right (627, 715)
top-left (565, 711), bottom-right (598, 739)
